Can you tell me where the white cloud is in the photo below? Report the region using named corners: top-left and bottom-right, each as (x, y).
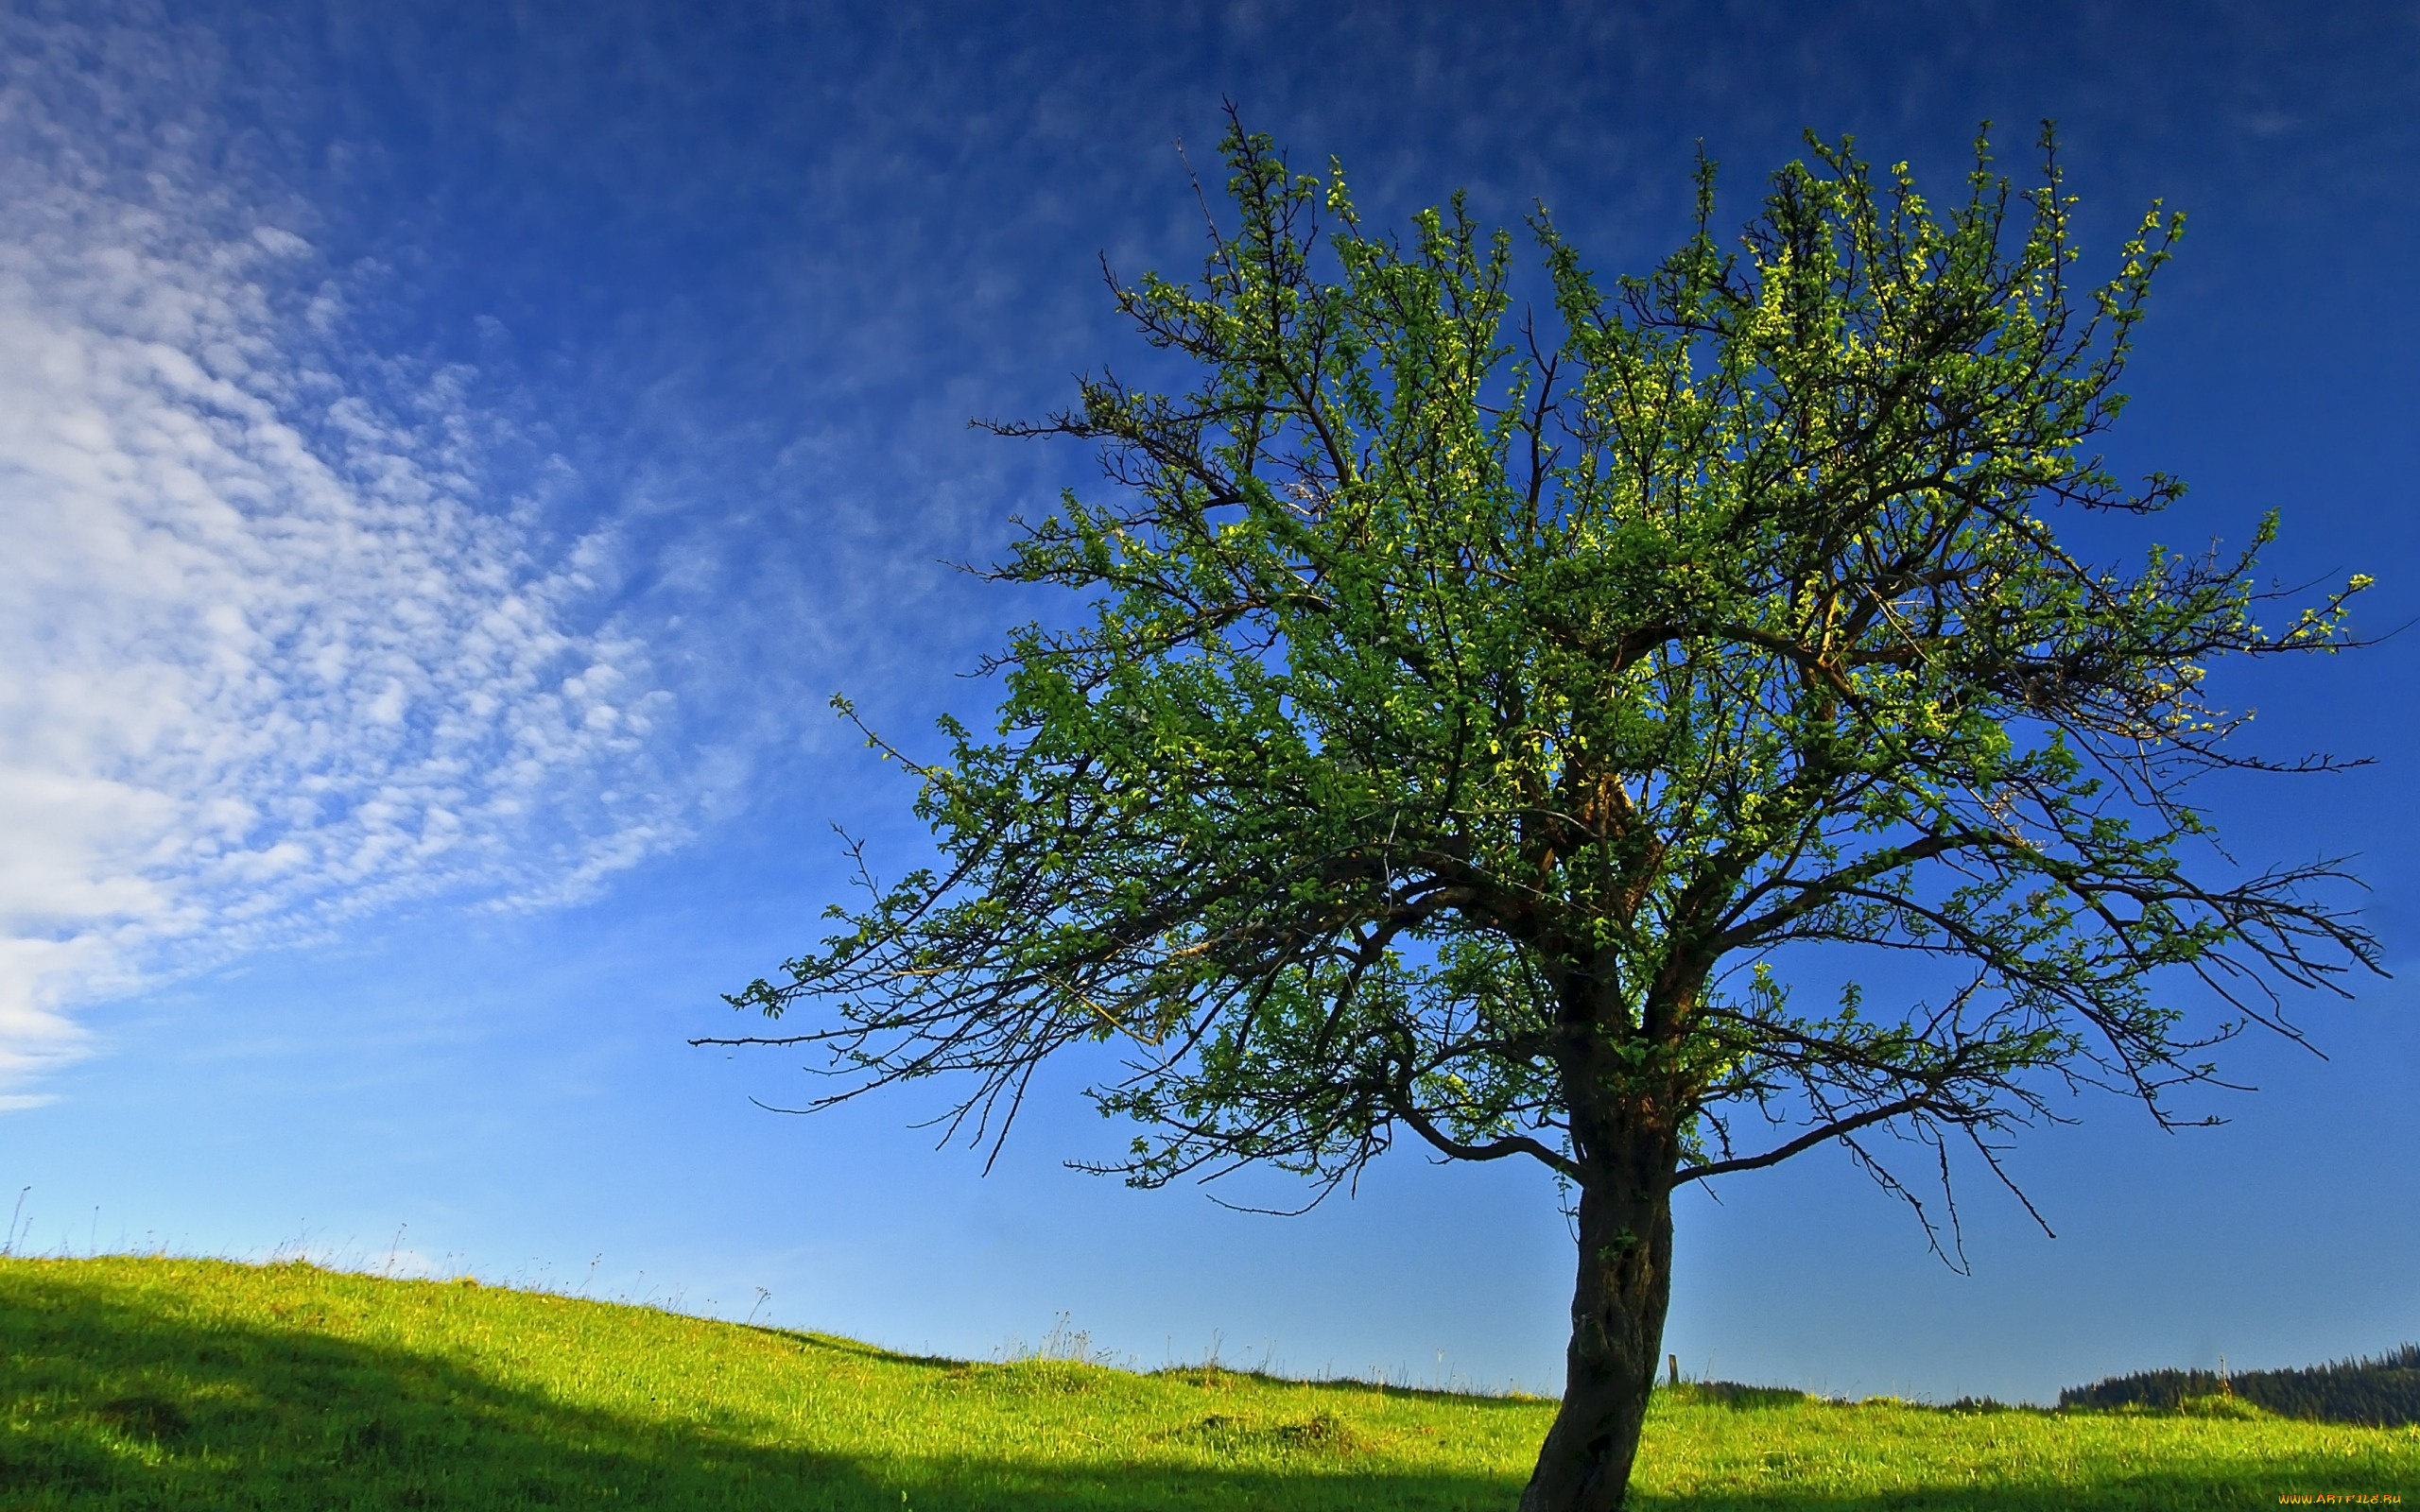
top-left (0, 13), bottom-right (686, 1099)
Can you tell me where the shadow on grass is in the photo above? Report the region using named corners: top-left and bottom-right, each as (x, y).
top-left (0, 1264), bottom-right (1515, 1510)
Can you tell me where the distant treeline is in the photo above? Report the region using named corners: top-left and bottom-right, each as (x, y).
top-left (2061, 1345), bottom-right (2420, 1427)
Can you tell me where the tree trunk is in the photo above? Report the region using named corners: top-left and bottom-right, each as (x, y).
top-left (1519, 1164), bottom-right (1676, 1512)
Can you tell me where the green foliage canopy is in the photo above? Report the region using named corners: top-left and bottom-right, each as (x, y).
top-left (719, 122), bottom-right (2375, 1241)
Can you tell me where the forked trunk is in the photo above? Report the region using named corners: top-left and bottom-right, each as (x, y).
top-left (1519, 1171), bottom-right (1676, 1512)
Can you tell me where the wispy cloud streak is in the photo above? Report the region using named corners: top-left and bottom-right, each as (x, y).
top-left (0, 13), bottom-right (683, 1102)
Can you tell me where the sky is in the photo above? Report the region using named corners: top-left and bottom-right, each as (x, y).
top-left (3, 0), bottom-right (2416, 1405)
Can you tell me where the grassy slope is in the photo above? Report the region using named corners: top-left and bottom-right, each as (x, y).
top-left (1, 1257), bottom-right (2411, 1509)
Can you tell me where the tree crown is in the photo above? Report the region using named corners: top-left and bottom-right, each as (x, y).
top-left (715, 119), bottom-right (2375, 1246)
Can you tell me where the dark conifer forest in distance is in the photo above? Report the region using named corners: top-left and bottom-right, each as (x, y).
top-left (2063, 1345), bottom-right (2420, 1426)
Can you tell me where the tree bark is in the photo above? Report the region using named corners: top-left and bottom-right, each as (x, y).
top-left (1519, 1153), bottom-right (1677, 1512)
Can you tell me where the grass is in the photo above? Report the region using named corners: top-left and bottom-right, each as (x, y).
top-left (1, 1256), bottom-right (2412, 1508)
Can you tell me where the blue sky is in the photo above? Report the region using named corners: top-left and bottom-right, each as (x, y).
top-left (3, 0), bottom-right (2415, 1403)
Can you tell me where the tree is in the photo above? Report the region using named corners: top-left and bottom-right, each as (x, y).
top-left (706, 117), bottom-right (2378, 1511)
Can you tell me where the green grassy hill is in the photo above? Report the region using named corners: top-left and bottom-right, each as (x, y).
top-left (3, 1256), bottom-right (2413, 1509)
